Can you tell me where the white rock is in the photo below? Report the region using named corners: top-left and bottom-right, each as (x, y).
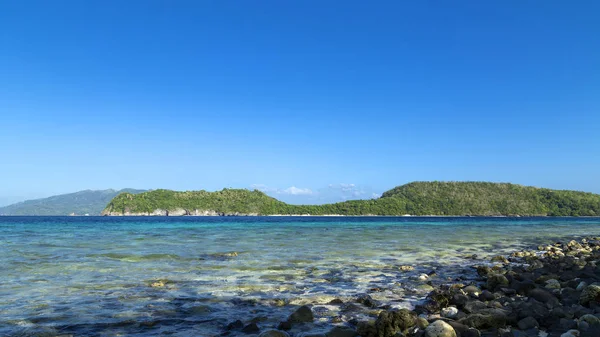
top-left (418, 274), bottom-right (429, 281)
top-left (440, 306), bottom-right (458, 318)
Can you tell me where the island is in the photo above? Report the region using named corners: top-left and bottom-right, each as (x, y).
top-left (101, 181), bottom-right (600, 216)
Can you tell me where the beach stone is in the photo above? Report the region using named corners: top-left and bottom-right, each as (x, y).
top-left (501, 287), bottom-right (517, 296)
top-left (546, 279), bottom-right (561, 289)
top-left (517, 316), bottom-right (539, 330)
top-left (400, 265), bottom-right (415, 272)
top-left (424, 320), bottom-right (457, 337)
top-left (326, 326), bottom-right (358, 337)
top-left (477, 266), bottom-right (492, 277)
top-left (289, 305), bottom-right (314, 323)
top-left (464, 300), bottom-right (487, 314)
top-left (226, 320), bottom-right (244, 330)
top-left (460, 308), bottom-right (509, 329)
top-left (464, 285), bottom-right (481, 296)
top-left (579, 314), bottom-right (600, 326)
top-left (487, 274), bottom-right (509, 290)
top-left (329, 298), bottom-right (345, 305)
top-left (580, 284), bottom-right (600, 306)
top-left (446, 321), bottom-right (481, 337)
top-left (577, 282), bottom-right (587, 291)
top-left (356, 294), bottom-right (378, 308)
top-left (560, 330), bottom-right (580, 337)
top-left (529, 288), bottom-right (560, 306)
top-left (242, 323), bottom-right (260, 333)
top-left (277, 321), bottom-right (292, 330)
top-left (441, 307), bottom-right (459, 318)
top-left (417, 317), bottom-right (429, 329)
top-left (357, 309), bottom-right (417, 337)
top-left (491, 255), bottom-right (509, 264)
top-left (259, 330), bottom-right (290, 337)
top-left (452, 293), bottom-right (469, 307)
top-left (560, 318), bottom-right (578, 330)
top-left (578, 320), bottom-right (589, 331)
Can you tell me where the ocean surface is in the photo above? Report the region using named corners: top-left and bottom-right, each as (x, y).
top-left (1, 216), bottom-right (599, 336)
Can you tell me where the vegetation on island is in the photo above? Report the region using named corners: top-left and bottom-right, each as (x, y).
top-left (102, 182), bottom-right (600, 216)
top-left (0, 189), bottom-right (145, 216)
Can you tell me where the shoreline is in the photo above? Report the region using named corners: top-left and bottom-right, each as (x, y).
top-left (213, 235), bottom-right (600, 337)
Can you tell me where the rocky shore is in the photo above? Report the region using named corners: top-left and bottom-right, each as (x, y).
top-left (220, 236), bottom-right (600, 337)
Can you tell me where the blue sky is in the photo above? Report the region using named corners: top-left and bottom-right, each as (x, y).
top-left (1, 1), bottom-right (599, 205)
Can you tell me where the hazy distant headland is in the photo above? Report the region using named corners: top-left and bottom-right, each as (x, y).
top-left (0, 189), bottom-right (145, 216)
top-left (102, 181), bottom-right (600, 217)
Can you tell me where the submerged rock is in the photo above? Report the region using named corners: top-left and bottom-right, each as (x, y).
top-left (226, 320), bottom-right (244, 330)
top-left (491, 255), bottom-right (509, 264)
top-left (242, 323), bottom-right (260, 333)
top-left (289, 305), bottom-right (314, 323)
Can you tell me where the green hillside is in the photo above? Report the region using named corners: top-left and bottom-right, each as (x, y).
top-left (0, 189), bottom-right (146, 216)
top-left (102, 182), bottom-right (600, 216)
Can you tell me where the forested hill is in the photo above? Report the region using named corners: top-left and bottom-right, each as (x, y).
top-left (0, 189), bottom-right (145, 216)
top-left (102, 182), bottom-right (600, 216)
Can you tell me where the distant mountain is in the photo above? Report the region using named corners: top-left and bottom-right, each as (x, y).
top-left (0, 189), bottom-right (146, 216)
top-left (102, 182), bottom-right (600, 216)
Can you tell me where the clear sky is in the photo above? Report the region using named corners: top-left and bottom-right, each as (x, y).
top-left (1, 1), bottom-right (599, 205)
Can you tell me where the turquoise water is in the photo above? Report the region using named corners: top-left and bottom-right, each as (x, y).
top-left (1, 216), bottom-right (599, 336)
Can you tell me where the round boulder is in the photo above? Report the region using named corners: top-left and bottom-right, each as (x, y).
top-left (424, 320), bottom-right (457, 337)
top-left (289, 305), bottom-right (314, 323)
top-left (486, 274), bottom-right (509, 290)
top-left (580, 284), bottom-right (600, 306)
top-left (579, 314), bottom-right (600, 326)
top-left (441, 307), bottom-right (459, 319)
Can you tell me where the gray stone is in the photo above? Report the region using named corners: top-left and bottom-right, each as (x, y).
top-left (579, 314), bottom-right (600, 326)
top-left (417, 317), bottom-right (429, 329)
top-left (441, 307), bottom-right (459, 319)
top-left (580, 284), bottom-right (600, 306)
top-left (560, 330), bottom-right (580, 337)
top-left (517, 316), bottom-right (539, 330)
top-left (424, 320), bottom-right (457, 337)
top-left (487, 274), bottom-right (509, 290)
top-left (289, 305), bottom-right (314, 323)
top-left (529, 288), bottom-right (560, 306)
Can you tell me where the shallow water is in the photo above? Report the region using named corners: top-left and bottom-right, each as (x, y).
top-left (1, 216), bottom-right (599, 336)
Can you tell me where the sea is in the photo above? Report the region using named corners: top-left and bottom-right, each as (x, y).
top-left (1, 216), bottom-right (599, 336)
